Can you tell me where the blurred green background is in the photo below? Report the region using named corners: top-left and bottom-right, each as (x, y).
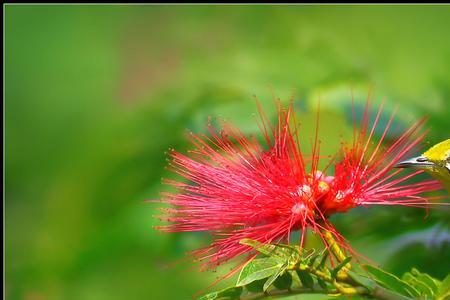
top-left (5, 4), bottom-right (450, 300)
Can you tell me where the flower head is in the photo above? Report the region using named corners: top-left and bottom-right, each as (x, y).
top-left (156, 100), bottom-right (444, 270)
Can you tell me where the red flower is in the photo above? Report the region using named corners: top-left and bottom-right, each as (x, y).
top-left (156, 100), bottom-right (443, 270)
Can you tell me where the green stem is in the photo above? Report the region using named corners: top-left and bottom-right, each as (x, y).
top-left (321, 228), bottom-right (351, 280)
top-left (295, 263), bottom-right (362, 295)
top-left (322, 229), bottom-right (348, 264)
top-left (318, 228), bottom-right (413, 300)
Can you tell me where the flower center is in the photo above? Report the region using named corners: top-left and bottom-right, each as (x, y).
top-left (291, 203), bottom-right (308, 214)
top-left (297, 184), bottom-right (312, 198)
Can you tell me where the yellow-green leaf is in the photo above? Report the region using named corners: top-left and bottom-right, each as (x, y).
top-left (239, 239), bottom-right (300, 264)
top-left (236, 257), bottom-right (282, 287)
top-left (402, 272), bottom-right (433, 298)
top-left (410, 268), bottom-right (440, 293)
top-left (437, 274), bottom-right (450, 300)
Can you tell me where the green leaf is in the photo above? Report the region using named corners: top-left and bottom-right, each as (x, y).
top-left (198, 286), bottom-right (243, 300)
top-left (317, 277), bottom-right (328, 290)
top-left (347, 270), bottom-right (376, 292)
top-left (331, 256), bottom-right (352, 279)
top-left (363, 264), bottom-right (420, 297)
top-left (402, 272), bottom-right (433, 298)
top-left (296, 250), bottom-right (317, 270)
top-left (305, 252), bottom-right (320, 267)
top-left (239, 239), bottom-right (300, 264)
top-left (437, 273), bottom-right (450, 300)
top-left (236, 257), bottom-right (282, 287)
top-left (402, 268), bottom-right (441, 298)
top-left (410, 268), bottom-right (440, 293)
top-left (263, 263), bottom-right (287, 292)
top-left (245, 278), bottom-right (266, 293)
top-left (296, 269), bottom-right (315, 289)
top-left (318, 251), bottom-right (329, 270)
top-left (273, 270), bottom-right (293, 290)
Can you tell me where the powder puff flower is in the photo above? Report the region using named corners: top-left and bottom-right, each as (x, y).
top-left (156, 100), bottom-right (443, 271)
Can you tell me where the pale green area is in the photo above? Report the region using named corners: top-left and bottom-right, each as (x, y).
top-left (5, 4), bottom-right (450, 300)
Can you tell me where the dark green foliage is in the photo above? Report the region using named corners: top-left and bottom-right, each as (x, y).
top-left (273, 272), bottom-right (293, 291)
top-left (245, 279), bottom-right (266, 293)
top-left (200, 240), bottom-right (450, 300)
top-left (296, 269), bottom-right (314, 289)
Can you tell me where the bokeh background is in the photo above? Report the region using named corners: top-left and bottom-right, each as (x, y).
top-left (5, 4), bottom-right (450, 300)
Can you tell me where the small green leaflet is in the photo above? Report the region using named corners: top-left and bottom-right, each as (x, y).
top-left (409, 268), bottom-right (440, 293)
top-left (263, 262), bottom-right (288, 291)
top-left (437, 273), bottom-right (450, 300)
top-left (318, 251), bottom-right (330, 270)
top-left (331, 256), bottom-right (352, 279)
top-left (401, 268), bottom-right (442, 298)
top-left (317, 277), bottom-right (328, 290)
top-left (236, 257), bottom-right (283, 287)
top-left (402, 272), bottom-right (433, 298)
top-left (296, 269), bottom-right (314, 289)
top-left (239, 239), bottom-right (300, 265)
top-left (245, 278), bottom-right (266, 293)
top-left (273, 271), bottom-right (293, 290)
top-left (347, 270), bottom-right (376, 292)
top-left (305, 252), bottom-right (320, 267)
top-left (364, 264), bottom-right (420, 297)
